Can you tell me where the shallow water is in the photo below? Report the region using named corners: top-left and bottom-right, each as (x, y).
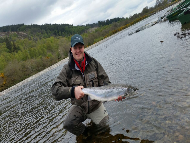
top-left (1, 6), bottom-right (190, 143)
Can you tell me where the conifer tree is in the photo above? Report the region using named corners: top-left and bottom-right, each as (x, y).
top-left (5, 37), bottom-right (12, 52)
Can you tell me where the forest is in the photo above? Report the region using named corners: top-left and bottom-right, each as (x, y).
top-left (0, 0), bottom-right (180, 91)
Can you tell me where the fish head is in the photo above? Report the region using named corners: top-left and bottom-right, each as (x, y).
top-left (124, 86), bottom-right (138, 97)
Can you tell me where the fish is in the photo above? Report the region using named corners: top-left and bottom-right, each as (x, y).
top-left (82, 84), bottom-right (138, 101)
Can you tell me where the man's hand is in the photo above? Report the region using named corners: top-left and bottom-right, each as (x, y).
top-left (115, 96), bottom-right (125, 102)
top-left (75, 86), bottom-right (84, 99)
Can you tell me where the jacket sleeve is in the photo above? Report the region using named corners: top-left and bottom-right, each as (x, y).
top-left (51, 64), bottom-right (74, 101)
top-left (93, 58), bottom-right (111, 86)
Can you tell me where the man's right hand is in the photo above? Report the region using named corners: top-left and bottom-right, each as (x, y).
top-left (74, 86), bottom-right (84, 99)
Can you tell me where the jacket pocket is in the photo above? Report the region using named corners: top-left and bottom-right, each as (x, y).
top-left (70, 76), bottom-right (83, 86)
top-left (86, 71), bottom-right (98, 87)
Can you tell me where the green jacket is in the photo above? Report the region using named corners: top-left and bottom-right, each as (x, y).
top-left (51, 51), bottom-right (110, 114)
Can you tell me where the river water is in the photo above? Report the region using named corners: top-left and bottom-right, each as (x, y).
top-left (1, 6), bottom-right (190, 143)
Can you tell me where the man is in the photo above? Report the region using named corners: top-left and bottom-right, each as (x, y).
top-left (51, 34), bottom-right (123, 136)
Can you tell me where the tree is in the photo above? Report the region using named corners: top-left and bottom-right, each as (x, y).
top-left (156, 0), bottom-right (160, 5)
top-left (12, 41), bottom-right (20, 52)
top-left (5, 37), bottom-right (12, 52)
top-left (142, 6), bottom-right (149, 14)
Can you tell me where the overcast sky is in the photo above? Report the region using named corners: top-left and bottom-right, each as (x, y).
top-left (0, 0), bottom-right (156, 27)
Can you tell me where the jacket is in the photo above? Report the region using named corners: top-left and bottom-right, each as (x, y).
top-left (51, 50), bottom-right (110, 114)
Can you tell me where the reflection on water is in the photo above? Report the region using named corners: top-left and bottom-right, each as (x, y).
top-left (76, 130), bottom-right (149, 143)
top-left (77, 134), bottom-right (153, 143)
top-left (1, 5), bottom-right (190, 143)
top-left (76, 121), bottom-right (154, 143)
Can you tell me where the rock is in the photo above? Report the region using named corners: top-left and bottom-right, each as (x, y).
top-left (178, 135), bottom-right (184, 141)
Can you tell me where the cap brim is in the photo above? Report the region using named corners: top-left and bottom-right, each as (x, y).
top-left (71, 42), bottom-right (84, 47)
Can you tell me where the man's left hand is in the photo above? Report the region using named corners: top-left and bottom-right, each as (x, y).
top-left (115, 96), bottom-right (125, 102)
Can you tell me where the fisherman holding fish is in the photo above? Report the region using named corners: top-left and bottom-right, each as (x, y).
top-left (51, 34), bottom-right (124, 137)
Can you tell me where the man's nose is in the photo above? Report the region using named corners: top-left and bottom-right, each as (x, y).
top-left (76, 47), bottom-right (80, 52)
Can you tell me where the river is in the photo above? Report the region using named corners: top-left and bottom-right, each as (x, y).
top-left (1, 6), bottom-right (190, 143)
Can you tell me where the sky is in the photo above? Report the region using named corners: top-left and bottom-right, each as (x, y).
top-left (0, 0), bottom-right (156, 27)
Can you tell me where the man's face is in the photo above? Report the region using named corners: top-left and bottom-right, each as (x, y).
top-left (71, 43), bottom-right (84, 62)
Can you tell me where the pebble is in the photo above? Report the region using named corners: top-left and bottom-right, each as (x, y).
top-left (174, 31), bottom-right (190, 39)
top-left (178, 135), bottom-right (184, 141)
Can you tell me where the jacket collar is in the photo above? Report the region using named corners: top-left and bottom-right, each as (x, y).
top-left (68, 49), bottom-right (92, 70)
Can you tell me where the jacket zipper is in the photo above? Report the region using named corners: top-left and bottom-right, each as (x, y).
top-left (83, 72), bottom-right (89, 114)
top-left (88, 101), bottom-right (89, 114)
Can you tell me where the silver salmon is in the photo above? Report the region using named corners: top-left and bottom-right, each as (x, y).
top-left (82, 84), bottom-right (138, 101)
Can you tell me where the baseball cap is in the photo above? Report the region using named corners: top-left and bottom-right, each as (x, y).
top-left (71, 34), bottom-right (84, 47)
